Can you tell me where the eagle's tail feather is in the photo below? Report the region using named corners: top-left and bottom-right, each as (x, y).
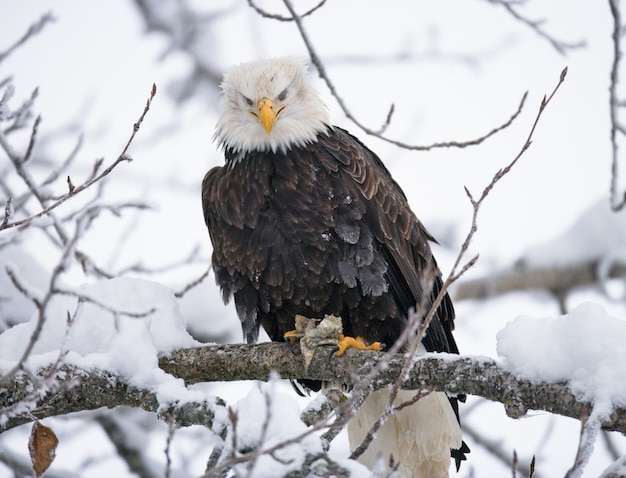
top-left (347, 389), bottom-right (462, 478)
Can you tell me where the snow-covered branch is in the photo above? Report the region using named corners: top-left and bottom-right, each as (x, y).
top-left (0, 365), bottom-right (226, 434)
top-left (3, 341), bottom-right (625, 438)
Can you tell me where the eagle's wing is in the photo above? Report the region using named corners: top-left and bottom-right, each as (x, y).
top-left (317, 127), bottom-right (457, 355)
top-left (201, 164), bottom-right (265, 343)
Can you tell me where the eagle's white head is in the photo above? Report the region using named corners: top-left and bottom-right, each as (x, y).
top-left (214, 58), bottom-right (330, 155)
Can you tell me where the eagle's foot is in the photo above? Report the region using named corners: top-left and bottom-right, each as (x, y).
top-left (333, 334), bottom-right (382, 357)
top-left (283, 328), bottom-right (300, 346)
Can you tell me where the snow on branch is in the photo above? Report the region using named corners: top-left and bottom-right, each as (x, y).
top-left (0, 364), bottom-right (226, 434)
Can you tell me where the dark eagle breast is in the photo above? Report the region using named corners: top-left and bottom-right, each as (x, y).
top-left (202, 126), bottom-right (458, 357)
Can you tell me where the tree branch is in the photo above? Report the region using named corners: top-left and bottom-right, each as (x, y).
top-left (3, 343), bottom-right (625, 441)
top-left (609, 0), bottom-right (626, 211)
top-left (453, 260), bottom-right (626, 302)
top-left (0, 365), bottom-right (225, 433)
top-left (159, 343), bottom-right (626, 435)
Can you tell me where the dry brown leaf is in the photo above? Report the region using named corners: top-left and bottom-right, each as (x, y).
top-left (28, 420), bottom-right (59, 477)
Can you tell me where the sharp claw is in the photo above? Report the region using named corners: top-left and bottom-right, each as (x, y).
top-left (285, 339), bottom-right (297, 354)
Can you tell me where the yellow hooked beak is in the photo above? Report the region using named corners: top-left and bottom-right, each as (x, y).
top-left (256, 97), bottom-right (285, 135)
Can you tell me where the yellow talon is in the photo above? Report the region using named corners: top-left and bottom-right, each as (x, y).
top-left (284, 329), bottom-right (300, 345)
top-left (334, 334), bottom-right (382, 357)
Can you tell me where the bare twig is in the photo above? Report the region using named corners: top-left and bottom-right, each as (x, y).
top-left (0, 210), bottom-right (90, 381)
top-left (175, 263), bottom-right (212, 298)
top-left (96, 413), bottom-right (162, 478)
top-left (487, 0), bottom-right (585, 55)
top-left (348, 66), bottom-right (567, 462)
top-left (247, 0), bottom-right (327, 21)
top-left (564, 405), bottom-right (593, 478)
top-left (0, 83), bottom-right (157, 232)
top-left (0, 12), bottom-right (55, 64)
top-left (164, 418), bottom-right (175, 478)
top-left (608, 0), bottom-right (626, 211)
top-left (279, 0), bottom-right (527, 151)
top-left (462, 419), bottom-right (533, 478)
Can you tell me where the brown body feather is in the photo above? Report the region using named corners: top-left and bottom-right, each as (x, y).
top-left (203, 126), bottom-right (457, 354)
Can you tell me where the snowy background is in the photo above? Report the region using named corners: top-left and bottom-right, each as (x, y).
top-left (1, 0), bottom-right (626, 477)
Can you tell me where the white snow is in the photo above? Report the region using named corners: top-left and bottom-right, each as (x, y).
top-left (497, 302), bottom-right (626, 414)
top-left (0, 277), bottom-right (206, 405)
top-left (226, 378), bottom-right (323, 478)
top-left (497, 302), bottom-right (626, 477)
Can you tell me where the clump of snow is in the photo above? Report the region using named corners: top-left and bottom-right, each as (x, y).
top-left (224, 379), bottom-right (322, 477)
top-left (0, 277), bottom-right (204, 404)
top-left (523, 199), bottom-right (626, 269)
top-left (496, 302), bottom-right (626, 414)
top-left (497, 302), bottom-right (626, 477)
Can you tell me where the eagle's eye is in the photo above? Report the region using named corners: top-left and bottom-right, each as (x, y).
top-left (277, 89), bottom-right (287, 101)
top-left (243, 96), bottom-right (253, 107)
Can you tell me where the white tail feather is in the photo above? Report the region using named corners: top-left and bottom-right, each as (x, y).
top-left (347, 389), bottom-right (462, 478)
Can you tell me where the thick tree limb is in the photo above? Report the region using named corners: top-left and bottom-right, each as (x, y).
top-left (161, 343), bottom-right (626, 435)
top-left (3, 343), bottom-right (625, 436)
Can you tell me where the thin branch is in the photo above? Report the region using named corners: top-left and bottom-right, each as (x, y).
top-left (565, 405), bottom-right (593, 478)
top-left (96, 413), bottom-right (163, 478)
top-left (0, 83), bottom-right (157, 232)
top-left (488, 0), bottom-right (585, 55)
top-left (609, 0), bottom-right (626, 211)
top-left (375, 68), bottom-right (570, 450)
top-left (279, 0), bottom-right (527, 151)
top-left (0, 212), bottom-right (87, 381)
top-left (246, 0), bottom-right (327, 21)
top-left (462, 418), bottom-right (533, 478)
top-left (175, 263), bottom-right (212, 298)
top-left (0, 12), bottom-right (55, 64)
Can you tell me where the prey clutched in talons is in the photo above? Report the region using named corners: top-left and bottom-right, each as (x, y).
top-left (290, 314), bottom-right (382, 369)
top-left (298, 314), bottom-right (343, 369)
top-left (284, 314), bottom-right (319, 353)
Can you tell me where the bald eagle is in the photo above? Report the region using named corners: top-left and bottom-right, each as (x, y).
top-left (202, 58), bottom-right (468, 477)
